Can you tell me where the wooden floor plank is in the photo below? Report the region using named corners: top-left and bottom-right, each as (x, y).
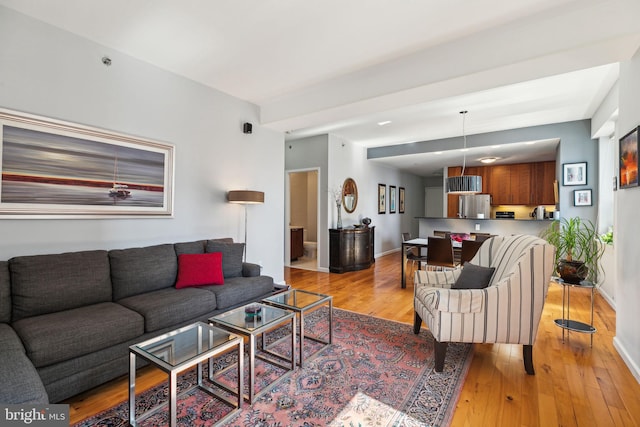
top-left (64, 251), bottom-right (640, 426)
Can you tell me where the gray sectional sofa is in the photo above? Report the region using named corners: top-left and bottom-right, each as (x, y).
top-left (0, 238), bottom-right (275, 404)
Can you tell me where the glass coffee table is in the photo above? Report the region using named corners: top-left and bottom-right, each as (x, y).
top-left (262, 289), bottom-right (333, 367)
top-left (129, 322), bottom-right (243, 427)
top-left (209, 303), bottom-right (296, 403)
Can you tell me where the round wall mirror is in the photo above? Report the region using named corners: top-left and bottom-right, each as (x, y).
top-left (342, 178), bottom-right (358, 213)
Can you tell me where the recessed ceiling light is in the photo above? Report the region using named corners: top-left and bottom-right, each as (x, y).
top-left (377, 120), bottom-right (392, 126)
top-left (480, 157), bottom-right (499, 164)
top-left (459, 148), bottom-right (470, 152)
top-left (525, 141), bottom-right (537, 145)
top-left (492, 145), bottom-right (501, 149)
top-left (434, 151), bottom-right (443, 155)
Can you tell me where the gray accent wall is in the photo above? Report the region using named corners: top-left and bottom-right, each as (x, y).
top-left (369, 120), bottom-right (599, 224)
top-left (0, 7), bottom-right (285, 282)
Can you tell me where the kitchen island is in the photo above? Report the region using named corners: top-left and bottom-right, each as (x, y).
top-left (417, 216), bottom-right (554, 239)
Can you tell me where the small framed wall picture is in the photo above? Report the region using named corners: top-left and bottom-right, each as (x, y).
top-left (378, 184), bottom-right (386, 214)
top-left (563, 162), bottom-right (587, 186)
top-left (619, 126), bottom-right (639, 189)
top-left (573, 189), bottom-right (592, 206)
top-left (399, 187), bottom-right (405, 213)
top-left (389, 185), bottom-right (396, 213)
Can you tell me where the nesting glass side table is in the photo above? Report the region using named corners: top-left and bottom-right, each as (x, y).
top-left (552, 277), bottom-right (596, 346)
top-left (129, 321), bottom-right (243, 427)
top-left (262, 289), bottom-right (333, 366)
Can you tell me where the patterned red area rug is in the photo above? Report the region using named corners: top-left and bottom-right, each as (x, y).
top-left (74, 308), bottom-right (472, 427)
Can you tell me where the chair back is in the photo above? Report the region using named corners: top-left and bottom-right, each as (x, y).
top-left (402, 232), bottom-right (411, 242)
top-left (471, 232), bottom-right (492, 242)
top-left (426, 236), bottom-right (455, 267)
top-left (460, 239), bottom-right (484, 264)
top-left (433, 230), bottom-right (449, 238)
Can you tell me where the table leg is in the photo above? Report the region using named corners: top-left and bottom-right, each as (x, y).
top-left (248, 334), bottom-right (255, 403)
top-left (329, 298), bottom-right (333, 345)
top-left (291, 316), bottom-right (296, 370)
top-left (299, 311), bottom-right (305, 367)
top-left (129, 352), bottom-right (136, 426)
top-left (401, 243), bottom-right (406, 288)
top-left (169, 371), bottom-right (177, 427)
top-left (237, 339), bottom-right (244, 409)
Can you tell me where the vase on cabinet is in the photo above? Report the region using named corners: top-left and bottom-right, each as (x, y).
top-left (336, 201), bottom-right (343, 229)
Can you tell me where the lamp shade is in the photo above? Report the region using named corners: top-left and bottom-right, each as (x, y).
top-left (227, 190), bottom-right (264, 204)
top-left (446, 175), bottom-right (482, 194)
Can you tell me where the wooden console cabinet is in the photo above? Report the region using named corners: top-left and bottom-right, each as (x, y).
top-left (329, 226), bottom-right (375, 273)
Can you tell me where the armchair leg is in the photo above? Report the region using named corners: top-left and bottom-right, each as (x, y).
top-left (434, 340), bottom-right (448, 372)
top-left (413, 312), bottom-right (422, 334)
top-left (523, 345), bottom-right (535, 375)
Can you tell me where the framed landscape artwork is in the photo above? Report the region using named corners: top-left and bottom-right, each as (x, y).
top-left (619, 126), bottom-right (639, 189)
top-left (573, 189), bottom-right (592, 206)
top-left (0, 109), bottom-right (175, 218)
top-left (389, 185), bottom-right (396, 213)
top-left (562, 162), bottom-right (587, 186)
top-left (399, 187), bottom-right (405, 213)
top-left (378, 184), bottom-right (386, 214)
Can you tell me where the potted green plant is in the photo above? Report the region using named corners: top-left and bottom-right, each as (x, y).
top-left (540, 217), bottom-right (605, 284)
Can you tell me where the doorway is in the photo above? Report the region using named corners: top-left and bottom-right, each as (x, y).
top-left (286, 169), bottom-right (320, 271)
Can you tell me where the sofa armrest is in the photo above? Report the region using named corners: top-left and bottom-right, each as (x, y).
top-left (242, 262), bottom-right (262, 277)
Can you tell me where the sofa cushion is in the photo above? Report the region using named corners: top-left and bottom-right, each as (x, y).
top-left (12, 302), bottom-right (144, 368)
top-left (117, 287), bottom-right (217, 332)
top-left (0, 261), bottom-right (11, 323)
top-left (176, 253), bottom-right (224, 288)
top-left (174, 240), bottom-right (206, 256)
top-left (452, 262), bottom-right (496, 289)
top-left (10, 250), bottom-right (112, 321)
top-left (110, 244), bottom-right (178, 300)
top-left (0, 324), bottom-right (48, 404)
top-left (202, 275), bottom-right (273, 309)
top-left (206, 241), bottom-right (245, 278)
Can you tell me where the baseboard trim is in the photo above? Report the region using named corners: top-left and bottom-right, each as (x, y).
top-left (613, 336), bottom-right (640, 384)
top-left (598, 288), bottom-right (616, 310)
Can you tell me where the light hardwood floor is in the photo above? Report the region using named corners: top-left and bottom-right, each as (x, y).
top-left (66, 252), bottom-right (640, 426)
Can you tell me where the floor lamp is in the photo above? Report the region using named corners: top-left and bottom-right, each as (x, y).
top-left (227, 190), bottom-right (264, 261)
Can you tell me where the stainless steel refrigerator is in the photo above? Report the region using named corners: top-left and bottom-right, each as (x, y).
top-left (458, 194), bottom-right (491, 219)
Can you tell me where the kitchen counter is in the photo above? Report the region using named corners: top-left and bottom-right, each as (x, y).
top-left (417, 216), bottom-right (554, 238)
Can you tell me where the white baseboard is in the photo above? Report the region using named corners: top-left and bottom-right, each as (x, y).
top-left (597, 287), bottom-right (616, 310)
top-left (613, 337), bottom-right (640, 384)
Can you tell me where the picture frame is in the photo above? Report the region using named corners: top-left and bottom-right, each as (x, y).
top-left (562, 162), bottom-right (587, 186)
top-left (619, 126), bottom-right (639, 189)
top-left (378, 183), bottom-right (386, 214)
top-left (573, 189), bottom-right (592, 206)
top-left (399, 187), bottom-right (405, 213)
top-left (0, 109), bottom-right (174, 218)
top-left (389, 185), bottom-right (396, 213)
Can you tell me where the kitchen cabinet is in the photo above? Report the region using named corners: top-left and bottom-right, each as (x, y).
top-left (329, 226), bottom-right (375, 273)
top-left (531, 161), bottom-right (557, 205)
top-left (446, 161), bottom-right (556, 216)
top-left (490, 163), bottom-right (532, 205)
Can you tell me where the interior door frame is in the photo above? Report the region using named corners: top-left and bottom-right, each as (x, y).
top-left (285, 167), bottom-right (321, 268)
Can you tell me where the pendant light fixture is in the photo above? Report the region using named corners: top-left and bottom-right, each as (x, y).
top-left (446, 110), bottom-right (482, 194)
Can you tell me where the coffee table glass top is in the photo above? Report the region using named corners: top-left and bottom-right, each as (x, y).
top-left (263, 289), bottom-right (330, 310)
top-left (211, 303), bottom-right (291, 332)
top-left (132, 322), bottom-right (235, 368)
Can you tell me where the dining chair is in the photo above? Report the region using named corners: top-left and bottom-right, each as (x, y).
top-left (433, 230), bottom-right (450, 238)
top-left (460, 239), bottom-right (484, 264)
top-left (402, 233), bottom-right (428, 278)
top-left (471, 232), bottom-right (492, 242)
top-left (425, 236), bottom-right (456, 270)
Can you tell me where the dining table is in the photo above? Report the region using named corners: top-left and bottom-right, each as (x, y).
top-left (401, 238), bottom-right (462, 288)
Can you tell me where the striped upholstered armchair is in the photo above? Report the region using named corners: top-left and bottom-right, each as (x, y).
top-left (413, 234), bottom-right (555, 374)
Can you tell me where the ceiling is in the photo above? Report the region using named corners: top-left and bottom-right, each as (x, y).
top-left (2, 0), bottom-right (640, 176)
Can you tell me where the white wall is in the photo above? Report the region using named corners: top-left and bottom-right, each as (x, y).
top-left (328, 135), bottom-right (424, 256)
top-left (0, 7), bottom-right (285, 282)
top-left (614, 48), bottom-right (640, 383)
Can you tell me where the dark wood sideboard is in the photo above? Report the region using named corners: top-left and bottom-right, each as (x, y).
top-left (329, 226), bottom-right (375, 273)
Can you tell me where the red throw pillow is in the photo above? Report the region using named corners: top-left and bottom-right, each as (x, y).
top-left (175, 252), bottom-right (224, 289)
